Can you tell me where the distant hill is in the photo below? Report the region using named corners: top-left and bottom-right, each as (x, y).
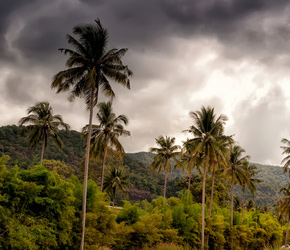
top-left (0, 125), bottom-right (289, 206)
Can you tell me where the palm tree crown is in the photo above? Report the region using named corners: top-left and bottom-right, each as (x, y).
top-left (103, 165), bottom-right (131, 207)
top-left (51, 19), bottom-right (132, 107)
top-left (18, 101), bottom-right (70, 165)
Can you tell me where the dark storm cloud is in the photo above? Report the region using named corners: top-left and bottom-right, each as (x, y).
top-left (3, 0), bottom-right (290, 65)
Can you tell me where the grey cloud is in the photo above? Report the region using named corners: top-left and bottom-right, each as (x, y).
top-left (229, 85), bottom-right (289, 165)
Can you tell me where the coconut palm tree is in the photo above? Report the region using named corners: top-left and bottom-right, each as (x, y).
top-left (18, 102), bottom-right (69, 165)
top-left (281, 137), bottom-right (290, 177)
top-left (185, 106), bottom-right (229, 250)
top-left (241, 162), bottom-right (261, 219)
top-left (279, 184), bottom-right (290, 245)
top-left (103, 165), bottom-right (131, 206)
top-left (179, 139), bottom-right (201, 203)
top-left (82, 101), bottom-right (130, 191)
top-left (51, 19), bottom-right (132, 250)
top-left (150, 136), bottom-right (180, 198)
top-left (227, 144), bottom-right (250, 228)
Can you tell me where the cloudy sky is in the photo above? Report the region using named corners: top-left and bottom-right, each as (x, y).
top-left (1, 0), bottom-right (290, 165)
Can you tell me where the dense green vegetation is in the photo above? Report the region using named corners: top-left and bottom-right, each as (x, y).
top-left (0, 154), bottom-right (288, 249)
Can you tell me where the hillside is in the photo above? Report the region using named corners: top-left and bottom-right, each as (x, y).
top-left (0, 125), bottom-right (288, 206)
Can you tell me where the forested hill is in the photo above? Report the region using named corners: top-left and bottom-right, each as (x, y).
top-left (0, 125), bottom-right (288, 205)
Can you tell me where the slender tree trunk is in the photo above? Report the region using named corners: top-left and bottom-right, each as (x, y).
top-left (163, 169), bottom-right (168, 198)
top-left (286, 217), bottom-right (290, 245)
top-left (40, 136), bottom-right (46, 165)
top-left (201, 162), bottom-right (207, 250)
top-left (231, 175), bottom-right (234, 227)
top-left (187, 171), bottom-right (191, 203)
top-left (80, 90), bottom-right (95, 250)
top-left (231, 172), bottom-right (234, 250)
top-left (163, 158), bottom-right (169, 198)
top-left (209, 163), bottom-right (216, 218)
top-left (100, 143), bottom-right (108, 192)
top-left (242, 185), bottom-right (245, 220)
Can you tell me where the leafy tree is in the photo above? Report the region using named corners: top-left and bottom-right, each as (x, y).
top-left (103, 165), bottom-right (131, 206)
top-left (150, 136), bottom-right (180, 198)
top-left (51, 19), bottom-right (132, 249)
top-left (18, 102), bottom-right (69, 165)
top-left (83, 101), bottom-right (130, 191)
top-left (184, 106), bottom-right (229, 250)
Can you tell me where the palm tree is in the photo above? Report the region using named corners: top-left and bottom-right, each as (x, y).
top-left (185, 106), bottom-right (229, 250)
top-left (241, 162), bottom-right (261, 219)
top-left (281, 137), bottom-right (290, 176)
top-left (279, 184), bottom-right (290, 245)
top-left (82, 101), bottom-right (130, 192)
top-left (179, 139), bottom-right (201, 202)
top-left (227, 144), bottom-right (250, 228)
top-left (150, 136), bottom-right (180, 198)
top-left (103, 165), bottom-right (131, 206)
top-left (51, 19), bottom-right (132, 250)
top-left (18, 102), bottom-right (69, 165)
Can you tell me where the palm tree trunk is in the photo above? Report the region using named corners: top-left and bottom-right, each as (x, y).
top-left (100, 143), bottom-right (108, 192)
top-left (209, 163), bottom-right (216, 218)
top-left (80, 90), bottom-right (95, 250)
top-left (231, 175), bottom-right (234, 227)
top-left (187, 171), bottom-right (191, 203)
top-left (163, 158), bottom-right (169, 198)
top-left (231, 173), bottom-right (234, 250)
top-left (163, 169), bottom-right (168, 198)
top-left (286, 217), bottom-right (290, 245)
top-left (40, 136), bottom-right (46, 165)
top-left (242, 185), bottom-right (245, 220)
top-left (201, 162), bottom-right (207, 250)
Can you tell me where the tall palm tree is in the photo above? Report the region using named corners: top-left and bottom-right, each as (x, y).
top-left (83, 101), bottom-right (130, 191)
top-left (241, 162), bottom-right (261, 219)
top-left (185, 106), bottom-right (229, 250)
top-left (150, 136), bottom-right (180, 198)
top-left (18, 102), bottom-right (69, 165)
top-left (51, 19), bottom-right (132, 250)
top-left (103, 165), bottom-right (131, 206)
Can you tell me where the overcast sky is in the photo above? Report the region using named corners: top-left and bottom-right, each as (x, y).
top-left (1, 0), bottom-right (290, 166)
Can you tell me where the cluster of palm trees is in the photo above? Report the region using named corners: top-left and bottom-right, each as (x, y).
top-left (150, 106), bottom-right (260, 250)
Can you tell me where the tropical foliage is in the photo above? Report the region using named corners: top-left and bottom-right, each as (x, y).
top-left (18, 101), bottom-right (69, 165)
top-left (0, 155), bottom-right (284, 250)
